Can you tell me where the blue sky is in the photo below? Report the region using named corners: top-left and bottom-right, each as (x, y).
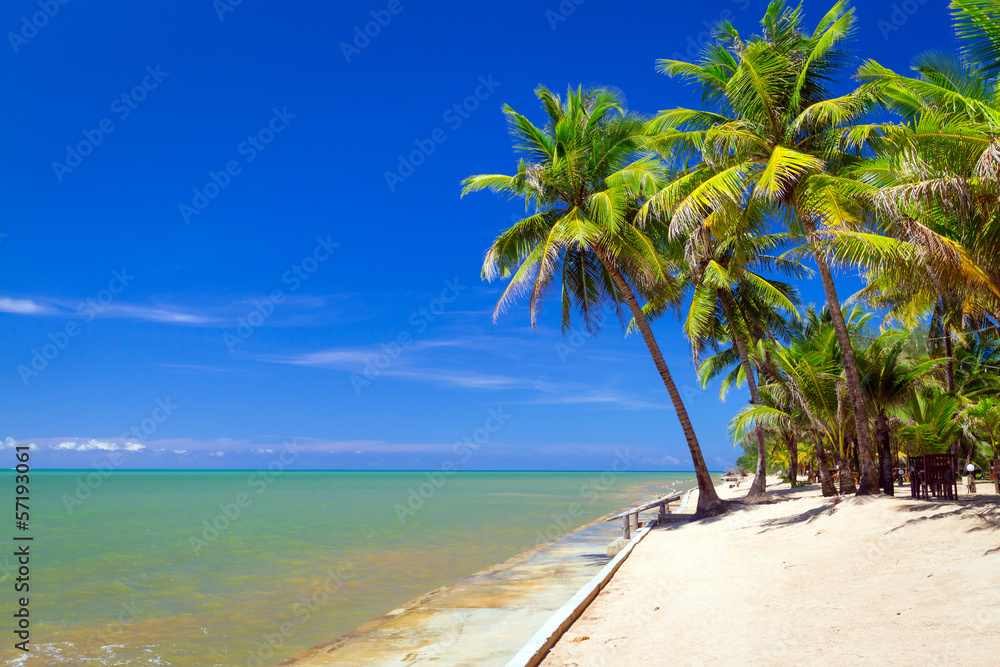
top-left (1, 0), bottom-right (955, 470)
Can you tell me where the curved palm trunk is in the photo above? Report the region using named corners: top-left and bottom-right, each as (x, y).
top-left (802, 217), bottom-right (878, 495)
top-left (814, 435), bottom-right (838, 497)
top-left (595, 249), bottom-right (726, 518)
top-left (720, 296), bottom-right (768, 499)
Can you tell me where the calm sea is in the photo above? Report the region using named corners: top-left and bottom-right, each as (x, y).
top-left (5, 470), bottom-right (706, 665)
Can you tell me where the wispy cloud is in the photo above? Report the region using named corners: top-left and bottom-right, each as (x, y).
top-left (276, 339), bottom-right (467, 367)
top-left (0, 295), bottom-right (216, 325)
top-left (96, 303), bottom-right (216, 324)
top-left (0, 297), bottom-right (54, 315)
top-left (257, 337), bottom-right (665, 410)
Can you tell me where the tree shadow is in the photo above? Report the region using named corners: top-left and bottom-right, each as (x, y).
top-left (888, 496), bottom-right (1000, 531)
top-left (753, 497), bottom-right (844, 533)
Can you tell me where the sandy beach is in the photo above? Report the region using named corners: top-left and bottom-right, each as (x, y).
top-left (541, 477), bottom-right (1000, 666)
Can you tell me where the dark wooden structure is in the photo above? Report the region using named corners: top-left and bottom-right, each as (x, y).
top-left (908, 453), bottom-right (958, 501)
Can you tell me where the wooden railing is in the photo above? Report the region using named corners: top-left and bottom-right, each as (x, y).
top-left (605, 494), bottom-right (681, 539)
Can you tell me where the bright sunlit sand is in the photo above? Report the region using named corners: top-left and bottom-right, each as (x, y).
top-left (541, 478), bottom-right (1000, 666)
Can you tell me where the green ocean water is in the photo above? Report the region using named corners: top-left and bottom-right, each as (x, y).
top-left (2, 470), bottom-right (705, 666)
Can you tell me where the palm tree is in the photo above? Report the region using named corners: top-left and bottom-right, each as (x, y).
top-left (952, 0), bottom-right (1000, 77)
top-left (856, 330), bottom-right (941, 494)
top-left (963, 397), bottom-right (1000, 492)
top-left (898, 391), bottom-right (963, 458)
top-left (678, 202), bottom-right (805, 499)
top-left (732, 306), bottom-right (863, 497)
top-left (462, 85), bottom-right (728, 517)
top-left (645, 0), bottom-right (884, 493)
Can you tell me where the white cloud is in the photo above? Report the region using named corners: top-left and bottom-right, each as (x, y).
top-left (173, 450), bottom-right (188, 454)
top-left (0, 298), bottom-right (52, 315)
top-left (209, 451), bottom-right (225, 457)
top-left (50, 439), bottom-right (147, 452)
top-left (77, 440), bottom-right (121, 451)
top-left (100, 304), bottom-right (215, 325)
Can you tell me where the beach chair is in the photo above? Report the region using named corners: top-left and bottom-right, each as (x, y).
top-left (909, 453), bottom-right (958, 501)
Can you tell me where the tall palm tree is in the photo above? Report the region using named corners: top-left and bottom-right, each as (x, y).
top-left (679, 203), bottom-right (805, 499)
top-left (645, 0), bottom-right (884, 493)
top-left (462, 85), bottom-right (728, 517)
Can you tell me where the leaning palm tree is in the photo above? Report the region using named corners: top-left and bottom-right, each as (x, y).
top-left (679, 202), bottom-right (805, 499)
top-left (462, 85), bottom-right (727, 517)
top-left (645, 0), bottom-right (885, 493)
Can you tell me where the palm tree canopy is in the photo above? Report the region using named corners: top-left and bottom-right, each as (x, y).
top-left (463, 85), bottom-right (674, 332)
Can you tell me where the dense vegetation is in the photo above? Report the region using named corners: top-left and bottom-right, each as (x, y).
top-left (464, 0), bottom-right (1000, 516)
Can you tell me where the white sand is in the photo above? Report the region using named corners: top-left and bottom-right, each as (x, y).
top-left (542, 478), bottom-right (1000, 666)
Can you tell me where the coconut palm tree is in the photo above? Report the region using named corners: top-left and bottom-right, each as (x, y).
top-left (952, 0), bottom-right (1000, 77)
top-left (856, 330), bottom-right (941, 494)
top-left (731, 341), bottom-right (842, 497)
top-left (645, 0), bottom-right (885, 493)
top-left (462, 85), bottom-right (728, 517)
top-left (963, 397), bottom-right (1000, 492)
top-left (677, 202), bottom-right (805, 499)
top-left (898, 392), bottom-right (963, 458)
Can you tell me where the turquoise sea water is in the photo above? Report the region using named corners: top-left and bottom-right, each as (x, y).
top-left (3, 470), bottom-right (707, 666)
